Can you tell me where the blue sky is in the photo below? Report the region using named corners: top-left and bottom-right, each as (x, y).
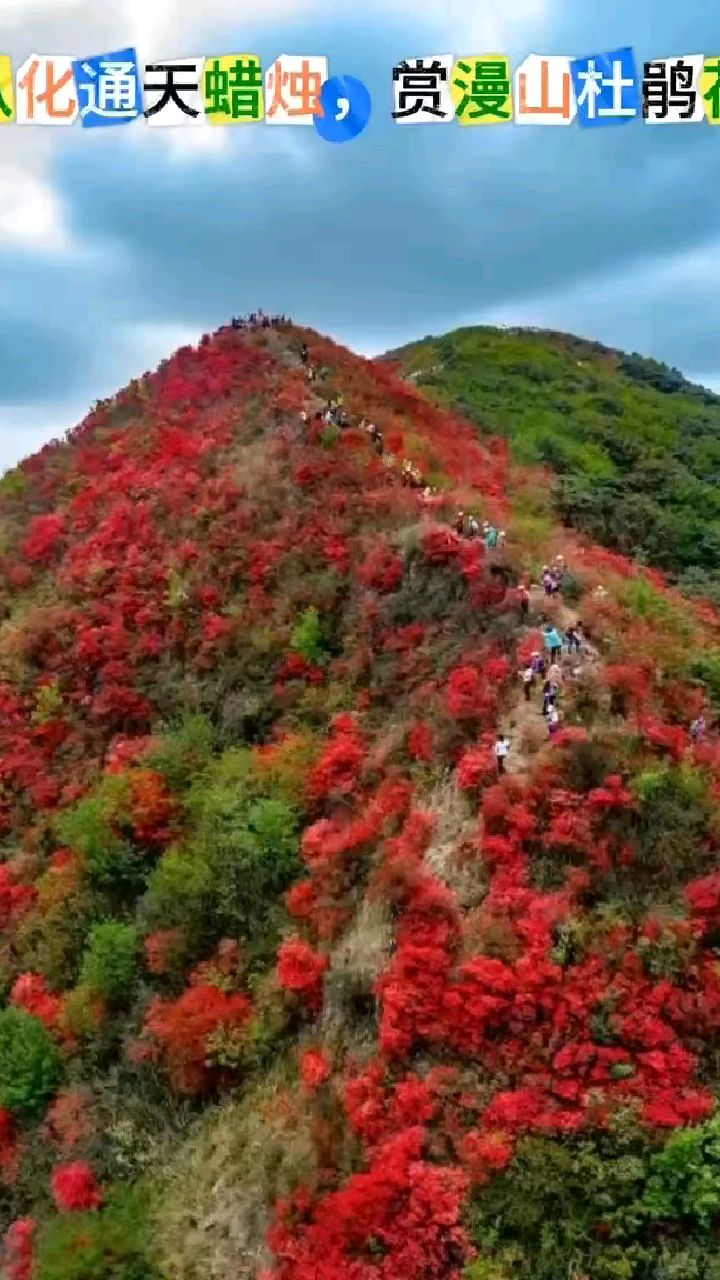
top-left (1, 0), bottom-right (719, 469)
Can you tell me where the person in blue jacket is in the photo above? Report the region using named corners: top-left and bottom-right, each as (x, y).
top-left (543, 624), bottom-right (563, 663)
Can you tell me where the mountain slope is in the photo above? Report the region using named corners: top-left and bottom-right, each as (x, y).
top-left (383, 325), bottom-right (720, 600)
top-left (1, 321), bottom-right (720, 1279)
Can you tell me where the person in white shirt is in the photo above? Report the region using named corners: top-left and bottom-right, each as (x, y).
top-left (494, 734), bottom-right (510, 775)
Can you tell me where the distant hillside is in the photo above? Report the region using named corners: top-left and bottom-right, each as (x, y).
top-left (384, 326), bottom-right (720, 600)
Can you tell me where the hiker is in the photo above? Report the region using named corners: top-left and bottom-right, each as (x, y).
top-left (547, 660), bottom-right (563, 688)
top-left (494, 734), bottom-right (510, 775)
top-left (549, 568), bottom-right (562, 594)
top-left (541, 566), bottom-right (554, 596)
top-left (519, 585), bottom-right (530, 620)
top-left (485, 524), bottom-right (499, 550)
top-left (542, 678), bottom-right (558, 717)
top-left (521, 664), bottom-right (534, 702)
top-left (498, 530), bottom-right (507, 548)
top-left (374, 431), bottom-right (384, 456)
top-left (690, 715), bottom-right (706, 744)
top-left (300, 410), bottom-right (309, 424)
top-left (531, 650), bottom-right (546, 679)
top-left (467, 515), bottom-right (480, 538)
top-left (454, 512), bottom-right (465, 536)
top-left (543, 625), bottom-right (563, 663)
top-left (548, 705), bottom-right (560, 736)
top-left (300, 343), bottom-right (309, 365)
top-left (566, 625), bottom-right (579, 654)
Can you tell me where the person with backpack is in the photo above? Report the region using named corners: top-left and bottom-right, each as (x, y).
top-left (519, 584), bottom-right (530, 620)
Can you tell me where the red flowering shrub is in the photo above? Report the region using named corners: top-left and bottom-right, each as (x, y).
top-left (421, 525), bottom-right (460, 564)
top-left (407, 721), bottom-right (434, 763)
top-left (300, 1048), bottom-right (331, 1092)
top-left (266, 1127), bottom-right (470, 1280)
top-left (21, 513), bottom-right (65, 565)
top-left (51, 1161), bottom-right (102, 1211)
top-left (1, 1218), bottom-right (35, 1280)
top-left (307, 720), bottom-right (364, 804)
top-left (43, 1090), bottom-right (95, 1152)
top-left (142, 984), bottom-right (253, 1094)
top-left (358, 543), bottom-right (404, 594)
top-left (143, 928), bottom-right (184, 975)
top-left (277, 938), bottom-right (328, 1012)
top-left (10, 974), bottom-right (62, 1030)
top-left (127, 769), bottom-right (175, 844)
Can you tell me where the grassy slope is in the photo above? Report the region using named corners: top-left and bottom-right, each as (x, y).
top-left (383, 326), bottom-right (720, 599)
top-left (3, 324), bottom-right (720, 1279)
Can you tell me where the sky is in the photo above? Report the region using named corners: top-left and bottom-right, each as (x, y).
top-left (0, 0), bottom-right (719, 470)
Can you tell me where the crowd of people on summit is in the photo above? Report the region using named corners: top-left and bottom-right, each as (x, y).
top-left (228, 314), bottom-right (712, 776)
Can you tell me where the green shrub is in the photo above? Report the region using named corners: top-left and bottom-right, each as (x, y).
top-left (34, 1186), bottom-right (160, 1280)
top-left (55, 789), bottom-right (142, 900)
top-left (641, 1111), bottom-right (720, 1229)
top-left (290, 606), bottom-right (328, 665)
top-left (145, 714), bottom-right (216, 792)
top-left (137, 845), bottom-right (214, 960)
top-left (0, 1007), bottom-right (63, 1115)
top-left (212, 798), bottom-right (299, 941)
top-left (80, 921), bottom-right (139, 1005)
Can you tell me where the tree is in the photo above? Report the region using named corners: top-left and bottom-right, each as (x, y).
top-left (0, 1008), bottom-right (62, 1116)
top-left (79, 922), bottom-right (139, 1006)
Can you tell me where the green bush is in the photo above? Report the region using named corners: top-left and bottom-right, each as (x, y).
top-left (211, 795), bottom-right (301, 947)
top-left (55, 788), bottom-right (143, 900)
top-left (641, 1111), bottom-right (720, 1229)
top-left (137, 845), bottom-right (214, 961)
top-left (145, 714), bottom-right (216, 792)
top-left (290, 606), bottom-right (328, 665)
top-left (0, 1007), bottom-right (63, 1116)
top-left (34, 1186), bottom-right (160, 1280)
top-left (80, 921), bottom-right (139, 1005)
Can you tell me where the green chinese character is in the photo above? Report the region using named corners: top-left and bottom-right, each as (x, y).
top-left (228, 57), bottom-right (262, 120)
top-left (205, 58), bottom-right (231, 116)
top-left (454, 58), bottom-right (511, 120)
top-left (0, 88), bottom-right (11, 118)
top-left (703, 59), bottom-right (720, 120)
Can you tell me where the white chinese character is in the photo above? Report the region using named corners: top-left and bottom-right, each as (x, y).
top-left (80, 60), bottom-right (138, 118)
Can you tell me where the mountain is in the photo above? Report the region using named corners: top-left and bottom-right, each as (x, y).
top-left (1, 320), bottom-right (720, 1279)
top-left (383, 325), bottom-right (720, 602)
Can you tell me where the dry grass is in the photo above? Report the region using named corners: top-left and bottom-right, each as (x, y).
top-left (153, 1066), bottom-right (317, 1280)
top-left (322, 895), bottom-right (392, 1054)
top-left (423, 772), bottom-right (487, 909)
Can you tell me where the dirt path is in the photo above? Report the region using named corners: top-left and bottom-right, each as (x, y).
top-left (501, 584), bottom-right (603, 778)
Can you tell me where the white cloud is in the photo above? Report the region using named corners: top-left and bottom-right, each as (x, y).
top-left (0, 159), bottom-right (70, 249)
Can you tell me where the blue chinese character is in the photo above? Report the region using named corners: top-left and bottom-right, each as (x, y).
top-left (72, 47), bottom-right (140, 127)
top-left (570, 47), bottom-right (640, 127)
